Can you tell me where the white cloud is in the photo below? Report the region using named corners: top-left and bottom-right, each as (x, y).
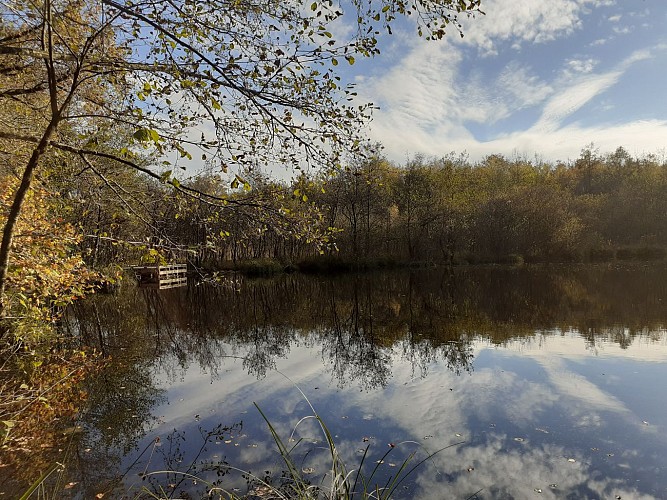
top-left (371, 41), bottom-right (462, 129)
top-left (458, 0), bottom-right (596, 55)
top-left (531, 47), bottom-right (655, 133)
top-left (564, 57), bottom-right (598, 75)
top-left (531, 70), bottom-right (622, 132)
top-left (362, 4), bottom-right (667, 164)
top-left (458, 119), bottom-right (667, 163)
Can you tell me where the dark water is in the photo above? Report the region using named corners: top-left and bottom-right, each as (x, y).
top-left (57, 264), bottom-right (667, 498)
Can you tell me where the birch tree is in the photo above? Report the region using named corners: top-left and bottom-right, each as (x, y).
top-left (0, 0), bottom-right (481, 320)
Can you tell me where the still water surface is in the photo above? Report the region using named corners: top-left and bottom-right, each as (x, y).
top-left (63, 264), bottom-right (667, 499)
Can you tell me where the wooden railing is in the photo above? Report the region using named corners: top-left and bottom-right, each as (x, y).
top-left (132, 264), bottom-right (187, 289)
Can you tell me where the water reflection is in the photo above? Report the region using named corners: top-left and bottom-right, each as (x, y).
top-left (58, 263), bottom-right (667, 498)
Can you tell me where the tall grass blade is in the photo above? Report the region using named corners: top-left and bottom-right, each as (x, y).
top-left (19, 463), bottom-right (60, 500)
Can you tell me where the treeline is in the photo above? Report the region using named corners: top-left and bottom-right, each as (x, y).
top-left (304, 146), bottom-right (667, 265)
top-left (62, 145), bottom-right (667, 270)
top-left (7, 144), bottom-right (667, 281)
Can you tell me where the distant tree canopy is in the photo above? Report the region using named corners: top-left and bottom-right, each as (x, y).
top-left (63, 145), bottom-right (667, 271)
top-left (305, 146), bottom-right (667, 266)
top-left (0, 0), bottom-right (482, 321)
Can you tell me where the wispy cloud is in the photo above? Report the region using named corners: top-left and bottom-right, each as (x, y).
top-left (459, 0), bottom-right (596, 55)
top-left (531, 71), bottom-right (622, 132)
top-left (532, 48), bottom-right (655, 133)
top-left (360, 0), bottom-right (667, 163)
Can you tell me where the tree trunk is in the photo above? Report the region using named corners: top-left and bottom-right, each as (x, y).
top-left (0, 121), bottom-right (58, 323)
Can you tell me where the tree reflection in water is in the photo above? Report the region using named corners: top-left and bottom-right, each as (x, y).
top-left (55, 263), bottom-right (667, 497)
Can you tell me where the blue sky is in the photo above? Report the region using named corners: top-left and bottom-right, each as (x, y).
top-left (351, 0), bottom-right (667, 164)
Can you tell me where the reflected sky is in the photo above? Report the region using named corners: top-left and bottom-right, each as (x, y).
top-left (61, 266), bottom-right (667, 499)
top-left (117, 329), bottom-right (667, 499)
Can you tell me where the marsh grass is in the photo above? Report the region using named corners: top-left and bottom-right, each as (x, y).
top-left (20, 370), bottom-right (459, 499)
top-left (247, 380), bottom-right (461, 500)
top-left (128, 380), bottom-right (459, 499)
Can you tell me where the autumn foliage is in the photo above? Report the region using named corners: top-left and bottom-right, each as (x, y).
top-left (0, 176), bottom-right (97, 332)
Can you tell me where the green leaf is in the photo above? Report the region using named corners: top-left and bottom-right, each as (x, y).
top-left (311, 2), bottom-right (317, 10)
top-left (132, 128), bottom-right (150, 142)
top-left (149, 129), bottom-right (160, 143)
top-left (133, 128), bottom-right (160, 144)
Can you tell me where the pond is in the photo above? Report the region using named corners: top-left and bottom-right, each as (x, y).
top-left (55, 264), bottom-right (667, 498)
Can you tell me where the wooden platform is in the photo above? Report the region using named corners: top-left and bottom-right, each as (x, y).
top-left (133, 264), bottom-right (187, 289)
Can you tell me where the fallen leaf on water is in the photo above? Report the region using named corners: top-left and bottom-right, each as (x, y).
top-left (250, 485), bottom-right (272, 497)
